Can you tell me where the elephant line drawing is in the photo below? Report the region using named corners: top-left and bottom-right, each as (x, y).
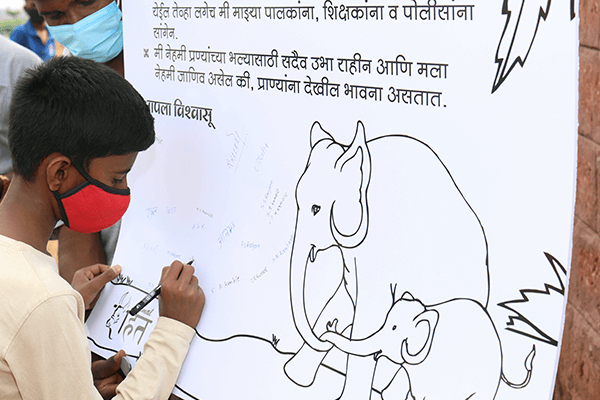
top-left (285, 120), bottom-right (492, 399)
top-left (321, 289), bottom-right (536, 400)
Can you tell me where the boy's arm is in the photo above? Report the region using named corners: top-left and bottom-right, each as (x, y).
top-left (6, 294), bottom-right (104, 400)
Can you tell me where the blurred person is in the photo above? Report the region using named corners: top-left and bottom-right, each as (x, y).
top-left (10, 0), bottom-right (57, 61)
top-left (0, 36), bottom-right (42, 194)
top-left (35, 0), bottom-right (124, 75)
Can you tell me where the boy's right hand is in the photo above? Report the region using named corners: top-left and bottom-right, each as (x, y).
top-left (159, 260), bottom-right (205, 329)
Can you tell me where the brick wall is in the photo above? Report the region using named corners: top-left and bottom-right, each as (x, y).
top-left (552, 1), bottom-right (600, 398)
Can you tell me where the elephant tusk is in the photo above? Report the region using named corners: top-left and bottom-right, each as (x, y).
top-left (309, 245), bottom-right (316, 262)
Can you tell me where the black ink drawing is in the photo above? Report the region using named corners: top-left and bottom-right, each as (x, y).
top-left (493, 0), bottom-right (576, 92)
top-left (492, 0), bottom-right (576, 93)
top-left (106, 292), bottom-right (131, 340)
top-left (104, 287), bottom-right (155, 345)
top-left (493, 0), bottom-right (552, 93)
top-left (322, 290), bottom-right (536, 400)
top-left (90, 120), bottom-right (568, 400)
top-left (283, 120), bottom-right (560, 400)
top-left (498, 252), bottom-right (567, 346)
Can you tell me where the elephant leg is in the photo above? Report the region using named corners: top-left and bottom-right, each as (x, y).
top-left (381, 367), bottom-right (410, 400)
top-left (284, 344), bottom-right (329, 387)
top-left (338, 354), bottom-right (377, 400)
top-left (285, 281), bottom-right (355, 387)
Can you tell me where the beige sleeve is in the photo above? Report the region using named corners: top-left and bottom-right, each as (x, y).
top-left (115, 317), bottom-right (195, 400)
top-left (5, 294), bottom-right (103, 400)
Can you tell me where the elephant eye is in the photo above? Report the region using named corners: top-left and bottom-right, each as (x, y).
top-left (392, 325), bottom-right (397, 331)
top-left (311, 205), bottom-right (321, 216)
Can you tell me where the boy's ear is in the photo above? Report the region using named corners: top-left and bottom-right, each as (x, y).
top-left (45, 155), bottom-right (74, 192)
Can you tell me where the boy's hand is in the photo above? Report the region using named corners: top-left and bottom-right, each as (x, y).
top-left (71, 264), bottom-right (122, 310)
top-left (92, 350), bottom-right (125, 399)
top-left (159, 260), bottom-right (205, 329)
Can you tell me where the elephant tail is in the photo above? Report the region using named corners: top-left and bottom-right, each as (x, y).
top-left (501, 344), bottom-right (536, 389)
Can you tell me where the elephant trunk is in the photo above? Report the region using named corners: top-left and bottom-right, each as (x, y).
top-left (289, 239), bottom-right (333, 352)
top-left (321, 330), bottom-right (382, 358)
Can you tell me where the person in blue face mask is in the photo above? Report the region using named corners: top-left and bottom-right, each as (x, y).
top-left (33, 0), bottom-right (126, 279)
top-left (33, 0), bottom-right (125, 76)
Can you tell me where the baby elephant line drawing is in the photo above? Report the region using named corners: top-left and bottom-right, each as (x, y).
top-left (285, 119), bottom-right (490, 399)
top-left (321, 290), bottom-right (536, 400)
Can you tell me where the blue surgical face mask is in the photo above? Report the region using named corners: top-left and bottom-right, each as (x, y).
top-left (47, 1), bottom-right (123, 63)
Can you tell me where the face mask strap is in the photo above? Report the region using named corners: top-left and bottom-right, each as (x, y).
top-left (70, 159), bottom-right (130, 196)
top-left (52, 190), bottom-right (71, 228)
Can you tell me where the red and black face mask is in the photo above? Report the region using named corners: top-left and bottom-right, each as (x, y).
top-left (52, 162), bottom-right (130, 234)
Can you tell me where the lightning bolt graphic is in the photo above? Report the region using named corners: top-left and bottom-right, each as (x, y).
top-left (498, 252), bottom-right (567, 346)
top-left (492, 0), bottom-right (552, 93)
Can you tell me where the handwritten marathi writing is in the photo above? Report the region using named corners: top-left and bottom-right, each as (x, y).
top-left (260, 181), bottom-right (273, 209)
top-left (196, 207), bottom-right (214, 218)
top-left (250, 265), bottom-right (268, 283)
top-left (146, 207), bottom-right (158, 219)
top-left (147, 98), bottom-right (215, 128)
top-left (217, 222), bottom-right (236, 248)
top-left (266, 189), bottom-right (288, 223)
top-left (272, 235), bottom-right (294, 263)
top-left (167, 250), bottom-right (182, 258)
top-left (142, 243), bottom-right (159, 255)
top-left (241, 241), bottom-right (261, 250)
top-left (254, 143), bottom-right (269, 172)
top-left (226, 131), bottom-right (248, 171)
top-left (192, 222), bottom-right (205, 230)
top-left (212, 275), bottom-right (241, 293)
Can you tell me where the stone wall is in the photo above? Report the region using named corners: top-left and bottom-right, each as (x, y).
top-left (553, 1), bottom-right (600, 398)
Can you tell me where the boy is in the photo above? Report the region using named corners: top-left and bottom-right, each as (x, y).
top-left (0, 56), bottom-right (205, 399)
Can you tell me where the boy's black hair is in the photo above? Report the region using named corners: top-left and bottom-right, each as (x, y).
top-left (9, 56), bottom-right (155, 181)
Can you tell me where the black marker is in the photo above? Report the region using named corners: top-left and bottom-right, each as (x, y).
top-left (129, 259), bottom-right (194, 316)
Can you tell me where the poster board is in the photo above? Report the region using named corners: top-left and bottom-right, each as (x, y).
top-left (86, 1), bottom-right (579, 399)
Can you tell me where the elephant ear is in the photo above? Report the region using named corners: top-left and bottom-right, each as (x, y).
top-left (401, 309), bottom-right (439, 365)
top-left (330, 121), bottom-right (372, 248)
top-left (310, 121), bottom-right (334, 148)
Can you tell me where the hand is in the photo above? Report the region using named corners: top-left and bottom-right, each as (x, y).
top-left (71, 264), bottom-right (122, 310)
top-left (92, 350), bottom-right (126, 399)
top-left (159, 260), bottom-right (205, 329)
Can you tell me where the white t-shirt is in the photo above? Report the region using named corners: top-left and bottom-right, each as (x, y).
top-left (0, 234), bottom-right (195, 399)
